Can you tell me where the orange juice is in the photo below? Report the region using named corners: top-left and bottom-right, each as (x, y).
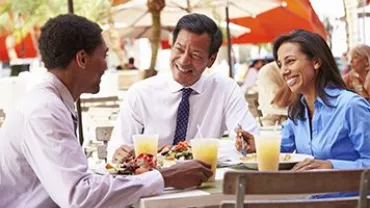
top-left (133, 134), bottom-right (159, 157)
top-left (255, 134), bottom-right (281, 171)
top-left (191, 138), bottom-right (218, 182)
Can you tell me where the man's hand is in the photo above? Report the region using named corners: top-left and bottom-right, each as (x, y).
top-left (291, 158), bottom-right (333, 172)
top-left (235, 129), bottom-right (256, 153)
top-left (112, 145), bottom-right (134, 164)
top-left (159, 160), bottom-right (213, 189)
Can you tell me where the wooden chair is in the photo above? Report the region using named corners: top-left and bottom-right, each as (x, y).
top-left (117, 70), bottom-right (145, 90)
top-left (359, 169), bottom-right (370, 208)
top-left (221, 169), bottom-right (369, 208)
top-left (244, 92), bottom-right (263, 126)
top-left (80, 96), bottom-right (120, 112)
top-left (95, 126), bottom-right (114, 163)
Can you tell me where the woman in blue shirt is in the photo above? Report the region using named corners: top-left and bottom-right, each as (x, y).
top-left (236, 29), bottom-right (370, 171)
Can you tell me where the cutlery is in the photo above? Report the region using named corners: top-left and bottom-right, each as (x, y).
top-left (237, 123), bottom-right (247, 156)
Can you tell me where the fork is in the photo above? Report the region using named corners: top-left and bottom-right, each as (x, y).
top-left (237, 124), bottom-right (248, 156)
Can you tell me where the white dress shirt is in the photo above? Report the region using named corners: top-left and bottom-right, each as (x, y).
top-left (108, 73), bottom-right (259, 159)
top-left (0, 73), bottom-right (164, 208)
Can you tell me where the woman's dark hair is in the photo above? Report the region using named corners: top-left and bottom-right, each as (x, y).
top-left (172, 13), bottom-right (223, 57)
top-left (273, 29), bottom-right (346, 123)
top-left (38, 14), bottom-right (103, 69)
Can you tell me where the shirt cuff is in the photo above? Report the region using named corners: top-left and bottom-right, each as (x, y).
top-left (136, 169), bottom-right (165, 196)
top-left (328, 159), bottom-right (361, 169)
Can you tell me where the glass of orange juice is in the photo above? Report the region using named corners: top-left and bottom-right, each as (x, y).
top-left (255, 133), bottom-right (281, 171)
top-left (191, 138), bottom-right (219, 182)
top-left (133, 134), bottom-right (159, 157)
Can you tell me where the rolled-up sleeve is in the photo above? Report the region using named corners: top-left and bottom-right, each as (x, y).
top-left (22, 104), bottom-right (164, 208)
top-left (108, 86), bottom-right (143, 161)
top-left (329, 97), bottom-right (370, 169)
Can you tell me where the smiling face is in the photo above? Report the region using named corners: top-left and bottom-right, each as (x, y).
top-left (277, 42), bottom-right (320, 96)
top-left (82, 38), bottom-right (109, 94)
top-left (170, 29), bottom-right (216, 86)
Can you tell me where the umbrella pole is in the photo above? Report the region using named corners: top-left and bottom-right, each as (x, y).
top-left (226, 6), bottom-right (233, 78)
top-left (68, 0), bottom-right (84, 146)
top-left (68, 0), bottom-right (74, 14)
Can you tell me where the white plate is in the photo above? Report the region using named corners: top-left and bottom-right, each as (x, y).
top-left (239, 153), bottom-right (314, 170)
top-left (94, 167), bottom-right (109, 175)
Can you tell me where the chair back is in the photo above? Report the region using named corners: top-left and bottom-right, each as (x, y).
top-left (95, 126), bottom-right (114, 161)
top-left (80, 96), bottom-right (120, 112)
top-left (244, 92), bottom-right (263, 126)
top-left (221, 169), bottom-right (368, 208)
top-left (359, 169), bottom-right (370, 208)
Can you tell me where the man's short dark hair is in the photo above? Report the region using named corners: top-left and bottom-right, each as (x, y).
top-left (38, 14), bottom-right (103, 69)
top-left (172, 13), bottom-right (223, 57)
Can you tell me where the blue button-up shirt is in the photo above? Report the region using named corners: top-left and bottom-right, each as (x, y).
top-left (281, 87), bottom-right (370, 169)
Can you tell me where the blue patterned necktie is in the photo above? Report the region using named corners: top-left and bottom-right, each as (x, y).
top-left (173, 88), bottom-right (192, 145)
top-left (72, 114), bottom-right (77, 137)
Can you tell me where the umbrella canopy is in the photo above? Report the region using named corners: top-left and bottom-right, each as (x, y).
top-left (105, 21), bottom-right (250, 41)
top-left (120, 25), bottom-right (173, 40)
top-left (14, 32), bottom-right (38, 59)
top-left (103, 23), bottom-right (174, 40)
top-left (0, 35), bottom-right (10, 62)
top-left (112, 0), bottom-right (282, 27)
top-left (0, 32), bottom-right (38, 62)
top-left (230, 0), bottom-right (326, 44)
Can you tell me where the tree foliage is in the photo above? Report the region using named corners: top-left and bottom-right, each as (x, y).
top-left (0, 0), bottom-right (112, 37)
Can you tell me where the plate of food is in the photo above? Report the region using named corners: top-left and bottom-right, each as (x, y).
top-left (95, 153), bottom-right (158, 175)
top-left (237, 153), bottom-right (314, 170)
top-left (156, 141), bottom-right (193, 168)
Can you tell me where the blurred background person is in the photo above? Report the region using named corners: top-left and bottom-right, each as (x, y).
top-left (124, 57), bottom-right (138, 70)
top-left (240, 58), bottom-right (265, 93)
top-left (340, 52), bottom-right (351, 76)
top-left (256, 61), bottom-right (294, 126)
top-left (344, 44), bottom-right (370, 100)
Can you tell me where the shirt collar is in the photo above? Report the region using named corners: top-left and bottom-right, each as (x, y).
top-left (300, 86), bottom-right (342, 107)
top-left (46, 72), bottom-right (76, 116)
top-left (169, 74), bottom-right (206, 94)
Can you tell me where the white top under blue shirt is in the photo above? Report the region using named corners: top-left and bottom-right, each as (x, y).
top-left (281, 87), bottom-right (370, 198)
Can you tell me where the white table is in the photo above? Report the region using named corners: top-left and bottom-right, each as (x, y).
top-left (137, 168), bottom-right (307, 208)
top-left (138, 168), bottom-right (233, 208)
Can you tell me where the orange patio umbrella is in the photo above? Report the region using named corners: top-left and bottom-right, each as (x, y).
top-left (112, 0), bottom-right (131, 6)
top-left (0, 32), bottom-right (38, 62)
top-left (0, 35), bottom-right (10, 62)
top-left (14, 32), bottom-right (38, 59)
top-left (230, 0), bottom-right (326, 44)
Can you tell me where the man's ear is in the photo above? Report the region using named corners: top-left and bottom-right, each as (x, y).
top-left (76, 50), bottom-right (87, 69)
top-left (207, 54), bottom-right (217, 68)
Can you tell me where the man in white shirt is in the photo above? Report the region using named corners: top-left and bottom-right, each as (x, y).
top-left (0, 14), bottom-right (212, 208)
top-left (109, 13), bottom-right (259, 163)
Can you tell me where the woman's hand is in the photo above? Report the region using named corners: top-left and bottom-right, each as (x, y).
top-left (235, 129), bottom-right (256, 153)
top-left (291, 158), bottom-right (333, 172)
